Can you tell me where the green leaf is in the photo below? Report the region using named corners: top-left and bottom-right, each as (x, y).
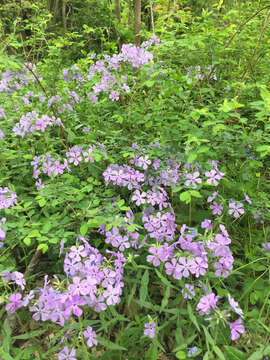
top-left (80, 222), bottom-right (88, 237)
top-left (12, 329), bottom-right (47, 340)
top-left (187, 303), bottom-right (200, 332)
top-left (38, 197), bottom-right (46, 207)
top-left (23, 237), bottom-right (31, 246)
top-left (190, 190), bottom-right (202, 198)
top-left (161, 286), bottom-right (170, 311)
top-left (246, 351), bottom-right (264, 360)
top-left (213, 346), bottom-right (226, 360)
top-left (180, 191), bottom-right (191, 204)
top-left (176, 350), bottom-right (187, 359)
top-left (97, 337), bottom-right (127, 351)
top-left (27, 229), bottom-right (41, 238)
top-left (145, 80), bottom-right (155, 87)
top-left (224, 346), bottom-right (246, 360)
top-left (37, 243), bottom-right (48, 253)
top-left (140, 269), bottom-right (149, 302)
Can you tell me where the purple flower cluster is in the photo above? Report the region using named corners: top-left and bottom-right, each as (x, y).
top-left (31, 143), bottom-right (107, 190)
top-left (186, 65), bottom-right (217, 81)
top-left (13, 111), bottom-right (63, 137)
top-left (0, 64), bottom-right (37, 94)
top-left (0, 187), bottom-right (17, 209)
top-left (0, 270), bottom-right (26, 290)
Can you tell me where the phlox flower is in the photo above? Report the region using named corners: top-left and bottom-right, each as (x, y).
top-left (228, 294), bottom-right (243, 318)
top-left (144, 321), bottom-right (156, 339)
top-left (210, 201), bottom-right (223, 216)
top-left (228, 201), bottom-right (244, 219)
top-left (196, 293), bottom-right (219, 315)
top-left (6, 293), bottom-right (23, 314)
top-left (83, 326), bottom-right (98, 347)
top-left (229, 318), bottom-right (245, 341)
top-left (58, 346), bottom-right (77, 360)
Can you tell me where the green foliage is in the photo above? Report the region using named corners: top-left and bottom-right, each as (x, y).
top-left (1, 0), bottom-right (270, 359)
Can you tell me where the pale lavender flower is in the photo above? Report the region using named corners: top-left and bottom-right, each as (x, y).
top-left (144, 322), bottom-right (156, 339)
top-left (244, 193), bottom-right (252, 204)
top-left (228, 202), bottom-right (244, 219)
top-left (184, 171), bottom-right (202, 189)
top-left (83, 326), bottom-right (98, 347)
top-left (228, 294), bottom-right (243, 318)
top-left (132, 190), bottom-right (147, 206)
top-left (0, 129), bottom-right (4, 139)
top-left (205, 170), bottom-right (223, 186)
top-left (6, 293), bottom-right (23, 313)
top-left (262, 242), bottom-right (270, 252)
top-left (229, 318), bottom-right (245, 341)
top-left (210, 201), bottom-right (223, 216)
top-left (58, 346), bottom-right (77, 360)
top-left (188, 346), bottom-right (198, 357)
top-left (201, 219), bottom-right (212, 230)
top-left (196, 293), bottom-right (219, 315)
top-left (207, 191), bottom-right (218, 203)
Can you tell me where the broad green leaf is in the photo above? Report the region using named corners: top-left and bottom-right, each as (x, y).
top-left (80, 222), bottom-right (88, 237)
top-left (224, 346), bottom-right (246, 360)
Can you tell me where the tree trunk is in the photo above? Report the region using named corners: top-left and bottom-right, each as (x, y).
top-left (62, 0), bottom-right (67, 33)
top-left (134, 0), bottom-right (141, 46)
top-left (115, 0), bottom-right (121, 23)
top-left (149, 0), bottom-right (154, 33)
top-left (53, 0), bottom-right (59, 25)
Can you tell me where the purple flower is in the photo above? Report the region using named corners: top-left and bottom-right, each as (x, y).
top-left (147, 246), bottom-right (168, 267)
top-left (244, 193), bottom-right (252, 204)
top-left (201, 219), bottom-right (212, 230)
top-left (83, 326), bottom-right (98, 347)
top-left (205, 170), bottom-right (223, 186)
top-left (262, 242), bottom-right (270, 252)
top-left (0, 129), bottom-right (4, 139)
top-left (144, 322), bottom-right (156, 339)
top-left (228, 294), bottom-right (243, 318)
top-left (196, 293), bottom-right (219, 315)
top-left (228, 202), bottom-right (244, 219)
top-left (182, 284), bottom-right (195, 300)
top-left (188, 346), bottom-right (198, 357)
top-left (0, 187), bottom-right (17, 209)
top-left (184, 172), bottom-right (202, 189)
top-left (207, 191), bottom-right (218, 203)
top-left (58, 346), bottom-right (77, 360)
top-left (210, 201), bottom-right (223, 216)
top-left (132, 190), bottom-right (147, 206)
top-left (6, 293), bottom-right (23, 314)
top-left (229, 318), bottom-right (245, 341)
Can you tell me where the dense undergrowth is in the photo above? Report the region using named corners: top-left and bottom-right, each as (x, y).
top-left (1, 1), bottom-right (270, 359)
